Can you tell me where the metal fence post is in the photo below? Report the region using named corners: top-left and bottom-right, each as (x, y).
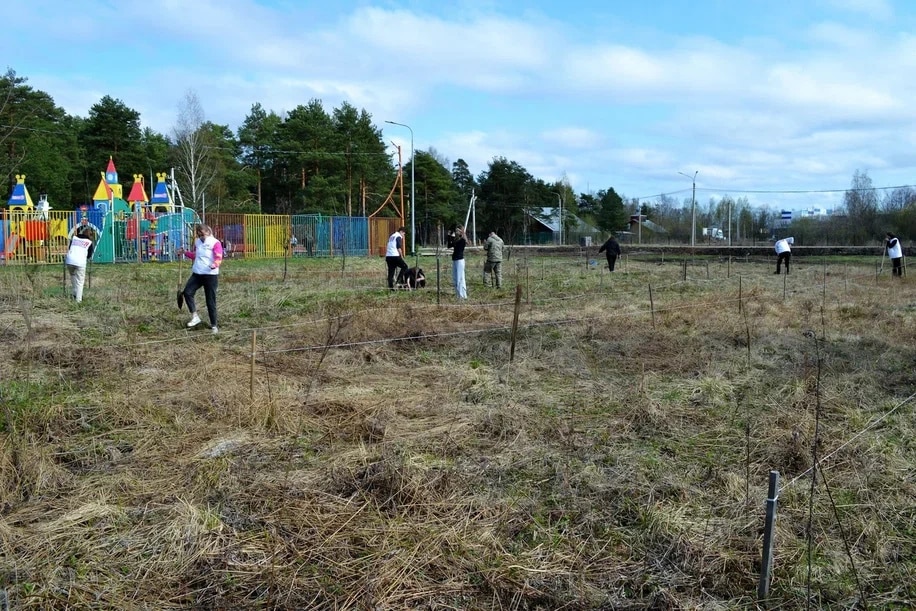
top-left (758, 470), bottom-right (780, 600)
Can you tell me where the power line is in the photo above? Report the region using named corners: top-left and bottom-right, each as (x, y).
top-left (637, 183), bottom-right (916, 201)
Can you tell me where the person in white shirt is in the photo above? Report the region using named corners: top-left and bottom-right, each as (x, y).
top-left (774, 237), bottom-right (794, 275)
top-left (65, 227), bottom-right (95, 302)
top-left (179, 224), bottom-right (224, 334)
top-left (385, 227), bottom-right (409, 289)
top-left (885, 232), bottom-right (903, 277)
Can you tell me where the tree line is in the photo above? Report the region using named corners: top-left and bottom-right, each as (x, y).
top-left (2, 69), bottom-right (913, 246)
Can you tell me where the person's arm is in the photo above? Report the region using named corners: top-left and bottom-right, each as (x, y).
top-left (211, 240), bottom-right (224, 269)
top-left (598, 240), bottom-right (606, 254)
top-left (180, 239), bottom-right (197, 260)
top-left (87, 240), bottom-right (95, 260)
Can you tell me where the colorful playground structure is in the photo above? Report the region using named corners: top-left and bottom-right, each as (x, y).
top-left (2, 158), bottom-right (403, 264)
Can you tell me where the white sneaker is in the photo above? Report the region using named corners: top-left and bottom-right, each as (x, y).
top-left (211, 326), bottom-right (219, 335)
top-left (187, 313), bottom-right (201, 328)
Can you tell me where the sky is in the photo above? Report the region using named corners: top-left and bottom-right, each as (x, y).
top-left (4, 0), bottom-right (916, 214)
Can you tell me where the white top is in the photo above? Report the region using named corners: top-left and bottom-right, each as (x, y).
top-left (65, 236), bottom-right (93, 267)
top-left (386, 232), bottom-right (403, 257)
top-left (887, 237), bottom-right (902, 259)
top-left (191, 235), bottom-right (222, 275)
top-left (775, 237), bottom-right (793, 254)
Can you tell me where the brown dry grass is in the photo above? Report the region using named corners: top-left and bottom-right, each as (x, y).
top-left (1, 252), bottom-right (914, 609)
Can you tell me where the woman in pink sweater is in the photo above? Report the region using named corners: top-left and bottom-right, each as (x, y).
top-left (179, 224), bottom-right (224, 334)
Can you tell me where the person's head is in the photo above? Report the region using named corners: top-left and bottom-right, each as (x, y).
top-left (455, 225), bottom-right (464, 235)
top-left (787, 237), bottom-right (794, 244)
top-left (398, 226), bottom-right (406, 235)
top-left (887, 232), bottom-right (896, 239)
top-left (76, 226), bottom-right (92, 239)
top-left (195, 224), bottom-right (213, 238)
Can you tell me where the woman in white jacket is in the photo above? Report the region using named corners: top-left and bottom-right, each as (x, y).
top-left (179, 224), bottom-right (224, 334)
top-left (65, 226), bottom-right (95, 302)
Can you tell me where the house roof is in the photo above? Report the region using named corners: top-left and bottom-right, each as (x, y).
top-left (528, 207), bottom-right (597, 232)
top-left (529, 207), bottom-right (561, 232)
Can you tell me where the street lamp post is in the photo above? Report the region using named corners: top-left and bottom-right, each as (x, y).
top-left (385, 120), bottom-right (415, 255)
top-left (679, 171), bottom-right (698, 247)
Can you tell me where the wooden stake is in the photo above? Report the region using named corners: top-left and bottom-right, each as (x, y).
top-left (738, 275), bottom-right (743, 314)
top-left (822, 259), bottom-right (827, 303)
top-left (649, 283), bottom-right (656, 329)
top-left (526, 258), bottom-right (530, 304)
top-left (509, 284), bottom-right (522, 362)
top-left (250, 330), bottom-right (257, 402)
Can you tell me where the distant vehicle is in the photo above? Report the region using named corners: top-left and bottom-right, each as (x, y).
top-left (703, 227), bottom-right (725, 240)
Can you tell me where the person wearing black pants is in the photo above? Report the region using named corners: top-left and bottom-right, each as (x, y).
top-left (385, 226), bottom-right (409, 289)
top-left (598, 234), bottom-right (622, 271)
top-left (180, 224), bottom-right (223, 334)
top-left (886, 232), bottom-right (903, 277)
top-left (774, 237), bottom-right (794, 275)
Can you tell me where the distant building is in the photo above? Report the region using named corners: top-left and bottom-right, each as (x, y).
top-left (525, 207), bottom-right (600, 245)
top-left (799, 207), bottom-right (831, 217)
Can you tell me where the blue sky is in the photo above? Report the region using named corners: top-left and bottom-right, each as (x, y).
top-left (4, 0), bottom-right (916, 213)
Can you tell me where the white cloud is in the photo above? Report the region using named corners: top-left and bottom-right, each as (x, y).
top-left (6, 0), bottom-right (916, 213)
top-left (540, 127), bottom-right (603, 149)
top-left (821, 0), bottom-right (894, 20)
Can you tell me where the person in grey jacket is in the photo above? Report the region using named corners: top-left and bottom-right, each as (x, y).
top-left (483, 230), bottom-right (504, 288)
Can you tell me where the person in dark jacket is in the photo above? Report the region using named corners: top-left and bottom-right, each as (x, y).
top-left (598, 235), bottom-right (622, 271)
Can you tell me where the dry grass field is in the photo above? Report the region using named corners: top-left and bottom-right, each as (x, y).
top-left (1, 250), bottom-right (914, 610)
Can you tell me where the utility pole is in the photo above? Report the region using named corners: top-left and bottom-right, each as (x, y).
top-left (679, 171), bottom-right (698, 247)
top-left (385, 120), bottom-right (415, 254)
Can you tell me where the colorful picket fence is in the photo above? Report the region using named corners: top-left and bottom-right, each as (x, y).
top-left (2, 210), bottom-right (396, 264)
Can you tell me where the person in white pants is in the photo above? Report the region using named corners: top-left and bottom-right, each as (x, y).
top-left (450, 226), bottom-right (468, 299)
top-left (65, 227), bottom-right (95, 302)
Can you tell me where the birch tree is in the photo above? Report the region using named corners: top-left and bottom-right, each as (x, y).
top-left (173, 89), bottom-right (214, 209)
